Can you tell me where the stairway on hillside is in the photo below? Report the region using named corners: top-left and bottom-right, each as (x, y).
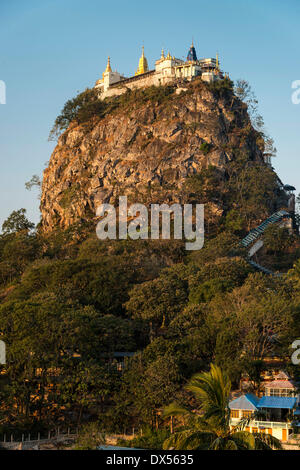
top-left (240, 210), bottom-right (292, 276)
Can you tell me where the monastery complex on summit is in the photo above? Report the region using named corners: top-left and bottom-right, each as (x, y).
top-left (95, 43), bottom-right (226, 99)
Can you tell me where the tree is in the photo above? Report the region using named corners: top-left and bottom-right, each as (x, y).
top-left (25, 175), bottom-right (42, 200)
top-left (25, 175), bottom-right (41, 191)
top-left (188, 257), bottom-right (251, 304)
top-left (125, 274), bottom-right (188, 328)
top-left (2, 209), bottom-right (34, 235)
top-left (49, 88), bottom-right (105, 140)
top-left (210, 274), bottom-right (294, 365)
top-left (263, 224), bottom-right (294, 255)
top-left (74, 422), bottom-right (106, 450)
top-left (226, 158), bottom-right (278, 230)
top-left (0, 232), bottom-right (39, 280)
top-left (234, 79), bottom-right (263, 131)
top-left (183, 165), bottom-right (224, 204)
top-left (234, 79), bottom-right (277, 160)
top-left (0, 299), bottom-right (121, 423)
top-left (117, 339), bottom-right (184, 427)
top-left (163, 364), bottom-right (282, 450)
top-left (11, 257), bottom-right (136, 315)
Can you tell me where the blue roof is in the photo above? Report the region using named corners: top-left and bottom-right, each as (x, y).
top-left (257, 396), bottom-right (297, 409)
top-left (229, 394), bottom-right (259, 411)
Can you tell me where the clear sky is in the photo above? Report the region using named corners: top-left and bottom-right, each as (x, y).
top-left (0, 0), bottom-right (299, 228)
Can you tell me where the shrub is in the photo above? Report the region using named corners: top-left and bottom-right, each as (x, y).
top-left (49, 88), bottom-right (106, 140)
top-left (117, 427), bottom-right (171, 450)
top-left (199, 141), bottom-right (213, 154)
top-left (207, 77), bottom-right (234, 98)
top-left (49, 85), bottom-right (176, 140)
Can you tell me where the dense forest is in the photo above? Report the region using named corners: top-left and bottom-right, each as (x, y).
top-left (1, 79), bottom-right (300, 449)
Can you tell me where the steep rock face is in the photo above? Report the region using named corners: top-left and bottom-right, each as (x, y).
top-left (41, 81), bottom-right (264, 231)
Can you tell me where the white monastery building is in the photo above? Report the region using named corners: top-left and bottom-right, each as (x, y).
top-left (95, 43), bottom-right (225, 99)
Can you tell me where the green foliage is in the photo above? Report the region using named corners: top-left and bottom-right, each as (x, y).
top-left (116, 85), bottom-right (175, 106)
top-left (199, 141), bottom-right (213, 155)
top-left (183, 165), bottom-right (223, 203)
top-left (59, 185), bottom-right (80, 209)
top-left (210, 273), bottom-right (295, 373)
top-left (234, 79), bottom-right (277, 160)
top-left (163, 364), bottom-right (282, 450)
top-left (225, 209), bottom-right (245, 233)
top-left (0, 234), bottom-right (38, 282)
top-left (1, 76), bottom-right (299, 437)
top-left (263, 225), bottom-right (294, 254)
top-left (189, 278), bottom-right (234, 304)
top-left (2, 208), bottom-right (34, 235)
top-left (126, 271), bottom-right (188, 327)
top-left (49, 88), bottom-right (106, 140)
top-left (49, 85), bottom-right (175, 140)
top-left (117, 339), bottom-right (184, 425)
top-left (0, 210), bottom-right (38, 285)
top-left (225, 157), bottom-right (279, 230)
top-left (10, 257), bottom-right (136, 314)
top-left (118, 427), bottom-right (171, 449)
top-left (75, 422), bottom-right (106, 450)
top-left (188, 257), bottom-right (251, 304)
top-left (207, 77), bottom-right (234, 98)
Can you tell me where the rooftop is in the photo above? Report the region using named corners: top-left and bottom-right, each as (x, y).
top-left (257, 396), bottom-right (297, 410)
top-left (229, 393), bottom-right (259, 411)
top-left (265, 380), bottom-right (295, 389)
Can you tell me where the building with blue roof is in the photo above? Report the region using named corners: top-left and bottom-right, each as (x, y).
top-left (257, 396), bottom-right (297, 410)
top-left (229, 375), bottom-right (299, 442)
top-left (229, 394), bottom-right (259, 411)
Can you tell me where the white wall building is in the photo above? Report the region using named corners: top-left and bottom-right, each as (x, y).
top-left (229, 372), bottom-right (299, 442)
top-left (95, 43), bottom-right (225, 100)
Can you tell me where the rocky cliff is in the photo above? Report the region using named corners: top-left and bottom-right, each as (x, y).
top-left (41, 79), bottom-right (265, 231)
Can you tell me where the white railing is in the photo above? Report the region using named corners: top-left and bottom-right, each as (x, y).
top-left (230, 418), bottom-right (291, 429)
top-left (253, 421), bottom-right (290, 429)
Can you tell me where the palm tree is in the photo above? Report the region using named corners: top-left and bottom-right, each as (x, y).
top-left (163, 364), bottom-right (282, 450)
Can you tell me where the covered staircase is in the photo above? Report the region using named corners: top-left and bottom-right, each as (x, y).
top-left (241, 210), bottom-right (292, 275)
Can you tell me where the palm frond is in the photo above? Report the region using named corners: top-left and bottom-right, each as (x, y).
top-left (163, 402), bottom-right (192, 418)
top-left (163, 430), bottom-right (216, 450)
top-left (231, 431), bottom-right (256, 450)
top-left (252, 432), bottom-right (282, 450)
top-left (186, 364), bottom-right (231, 426)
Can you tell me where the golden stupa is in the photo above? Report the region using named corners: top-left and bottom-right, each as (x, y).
top-left (95, 56), bottom-right (112, 85)
top-left (104, 56), bottom-right (112, 73)
top-left (135, 46), bottom-right (149, 75)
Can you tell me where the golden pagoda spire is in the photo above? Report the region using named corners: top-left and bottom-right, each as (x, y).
top-left (135, 46), bottom-right (149, 75)
top-left (216, 52), bottom-right (219, 70)
top-left (161, 48), bottom-right (165, 60)
top-left (105, 56), bottom-right (112, 73)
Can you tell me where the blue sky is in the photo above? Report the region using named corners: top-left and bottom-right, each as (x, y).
top-left (0, 0), bottom-right (299, 228)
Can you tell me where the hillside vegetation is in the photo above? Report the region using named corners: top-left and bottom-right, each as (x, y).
top-left (0, 80), bottom-right (300, 439)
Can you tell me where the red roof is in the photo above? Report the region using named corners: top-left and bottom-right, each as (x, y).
top-left (265, 380), bottom-right (295, 389)
top-left (275, 371), bottom-right (291, 380)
